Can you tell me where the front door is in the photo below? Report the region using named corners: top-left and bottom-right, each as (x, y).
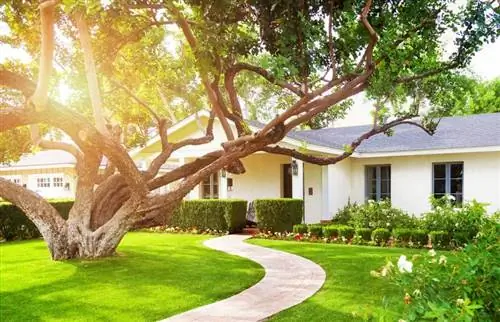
top-left (282, 164), bottom-right (293, 198)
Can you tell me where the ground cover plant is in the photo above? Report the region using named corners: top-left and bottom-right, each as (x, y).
top-left (0, 232), bottom-right (264, 321)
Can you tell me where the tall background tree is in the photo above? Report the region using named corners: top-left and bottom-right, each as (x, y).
top-left (0, 0), bottom-right (498, 259)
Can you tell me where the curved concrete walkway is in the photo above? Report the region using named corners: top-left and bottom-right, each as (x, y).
top-left (162, 234), bottom-right (326, 322)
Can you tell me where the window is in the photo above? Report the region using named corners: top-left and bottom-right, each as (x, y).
top-left (2, 176), bottom-right (21, 185)
top-left (201, 173), bottom-right (219, 199)
top-left (53, 177), bottom-right (64, 188)
top-left (433, 162), bottom-right (463, 203)
top-left (366, 165), bottom-right (391, 201)
top-left (37, 177), bottom-right (51, 188)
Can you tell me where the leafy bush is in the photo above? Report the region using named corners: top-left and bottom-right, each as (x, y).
top-left (292, 224), bottom-right (308, 234)
top-left (371, 228), bottom-right (391, 244)
top-left (338, 226), bottom-right (355, 239)
top-left (355, 228), bottom-right (372, 241)
top-left (411, 230), bottom-right (428, 246)
top-left (334, 199), bottom-right (418, 230)
top-left (332, 201), bottom-right (359, 225)
top-left (393, 228), bottom-right (413, 243)
top-left (254, 198), bottom-right (303, 232)
top-left (377, 219), bottom-right (500, 321)
top-left (322, 225), bottom-right (341, 238)
top-left (422, 197), bottom-right (487, 247)
top-left (307, 224), bottom-right (323, 237)
top-left (429, 231), bottom-right (451, 249)
top-left (170, 199), bottom-right (247, 233)
top-left (0, 200), bottom-right (73, 241)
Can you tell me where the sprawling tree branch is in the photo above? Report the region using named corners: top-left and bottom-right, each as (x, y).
top-left (75, 11), bottom-right (108, 134)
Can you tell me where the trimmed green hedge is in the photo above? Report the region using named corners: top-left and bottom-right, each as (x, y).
top-left (308, 224), bottom-right (323, 237)
top-left (170, 199), bottom-right (247, 233)
top-left (372, 228), bottom-right (391, 244)
top-left (355, 228), bottom-right (372, 241)
top-left (254, 198), bottom-right (303, 232)
top-left (0, 200), bottom-right (73, 241)
top-left (292, 224), bottom-right (308, 234)
top-left (429, 230), bottom-right (451, 248)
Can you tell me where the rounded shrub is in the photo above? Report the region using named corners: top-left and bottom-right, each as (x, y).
top-left (338, 226), bottom-right (355, 240)
top-left (429, 231), bottom-right (451, 249)
top-left (308, 224), bottom-right (323, 237)
top-left (392, 228), bottom-right (412, 243)
top-left (292, 224), bottom-right (308, 234)
top-left (355, 228), bottom-right (372, 241)
top-left (322, 225), bottom-right (340, 238)
top-left (411, 230), bottom-right (428, 246)
top-left (372, 228), bottom-right (391, 244)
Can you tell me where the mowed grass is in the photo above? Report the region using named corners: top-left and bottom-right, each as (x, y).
top-left (0, 232), bottom-right (264, 322)
top-left (249, 239), bottom-right (424, 321)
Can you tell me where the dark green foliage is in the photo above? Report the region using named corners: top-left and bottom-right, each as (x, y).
top-left (355, 228), bottom-right (372, 241)
top-left (372, 228), bottom-right (391, 244)
top-left (307, 224), bottom-right (323, 237)
top-left (170, 199), bottom-right (247, 233)
top-left (393, 228), bottom-right (429, 246)
top-left (323, 225), bottom-right (341, 238)
top-left (411, 230), bottom-right (429, 246)
top-left (429, 231), bottom-right (451, 249)
top-left (0, 200), bottom-right (73, 241)
top-left (338, 226), bottom-right (355, 240)
top-left (292, 224), bottom-right (308, 234)
top-left (392, 228), bottom-right (412, 243)
top-left (423, 198), bottom-right (487, 247)
top-left (254, 198), bottom-right (303, 232)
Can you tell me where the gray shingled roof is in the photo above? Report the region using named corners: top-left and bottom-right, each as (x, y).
top-left (251, 113), bottom-right (500, 153)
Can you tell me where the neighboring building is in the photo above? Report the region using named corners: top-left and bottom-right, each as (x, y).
top-left (0, 150), bottom-right (78, 199)
top-left (2, 112), bottom-right (499, 222)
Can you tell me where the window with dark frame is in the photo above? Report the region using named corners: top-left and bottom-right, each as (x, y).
top-left (365, 165), bottom-right (391, 201)
top-left (433, 162), bottom-right (463, 203)
top-left (201, 173), bottom-right (219, 199)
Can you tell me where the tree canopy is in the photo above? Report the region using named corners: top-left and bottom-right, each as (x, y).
top-left (0, 0), bottom-right (498, 259)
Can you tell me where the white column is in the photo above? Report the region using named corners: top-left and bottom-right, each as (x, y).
top-left (321, 165), bottom-right (332, 221)
top-left (292, 159), bottom-right (304, 199)
top-left (219, 171), bottom-right (228, 199)
top-left (179, 157), bottom-right (199, 200)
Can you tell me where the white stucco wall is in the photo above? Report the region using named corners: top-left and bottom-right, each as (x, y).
top-left (303, 162), bottom-right (323, 223)
top-left (227, 153), bottom-right (291, 202)
top-left (350, 151), bottom-right (500, 215)
top-left (327, 158), bottom-right (352, 216)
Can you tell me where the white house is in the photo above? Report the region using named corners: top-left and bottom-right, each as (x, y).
top-left (2, 112), bottom-right (499, 222)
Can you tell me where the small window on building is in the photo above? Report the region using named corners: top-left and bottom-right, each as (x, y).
top-left (37, 177), bottom-right (51, 188)
top-left (53, 177), bottom-right (64, 188)
top-left (201, 173), bottom-right (219, 199)
top-left (433, 162), bottom-right (463, 203)
top-left (365, 165), bottom-right (391, 201)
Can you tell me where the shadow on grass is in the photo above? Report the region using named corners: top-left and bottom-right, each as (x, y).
top-left (1, 233), bottom-right (264, 322)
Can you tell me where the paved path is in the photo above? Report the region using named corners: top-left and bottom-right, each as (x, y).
top-left (162, 234), bottom-right (326, 322)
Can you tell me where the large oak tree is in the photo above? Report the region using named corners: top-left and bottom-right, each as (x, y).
top-left (0, 0), bottom-right (498, 259)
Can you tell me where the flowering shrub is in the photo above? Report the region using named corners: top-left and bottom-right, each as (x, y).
top-left (373, 219), bottom-right (500, 321)
top-left (335, 199), bottom-right (419, 230)
top-left (422, 196), bottom-right (488, 247)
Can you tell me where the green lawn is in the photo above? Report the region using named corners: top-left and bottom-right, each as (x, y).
top-left (249, 239), bottom-right (423, 321)
top-left (0, 232), bottom-right (264, 322)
